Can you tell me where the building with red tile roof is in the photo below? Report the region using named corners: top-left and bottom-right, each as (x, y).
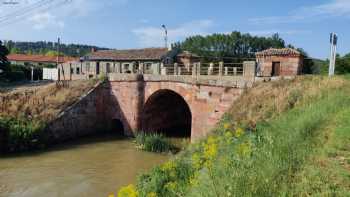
top-left (256, 48), bottom-right (304, 77)
top-left (7, 54), bottom-right (78, 66)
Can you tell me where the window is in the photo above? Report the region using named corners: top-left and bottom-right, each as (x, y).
top-left (123, 64), bottom-right (129, 72)
top-left (165, 57), bottom-right (171, 64)
top-left (76, 67), bottom-right (80, 75)
top-left (96, 62), bottom-right (100, 75)
top-left (106, 63), bottom-right (111, 73)
top-left (145, 62), bottom-right (152, 73)
top-left (70, 68), bottom-right (74, 74)
top-left (86, 62), bottom-right (90, 72)
top-left (145, 63), bottom-right (152, 69)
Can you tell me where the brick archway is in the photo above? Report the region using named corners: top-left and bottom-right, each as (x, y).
top-left (141, 89), bottom-right (192, 137)
top-left (105, 77), bottom-right (244, 141)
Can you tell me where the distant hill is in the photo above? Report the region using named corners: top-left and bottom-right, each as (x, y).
top-left (2, 40), bottom-right (110, 57)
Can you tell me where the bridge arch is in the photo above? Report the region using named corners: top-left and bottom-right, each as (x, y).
top-left (141, 89), bottom-right (192, 137)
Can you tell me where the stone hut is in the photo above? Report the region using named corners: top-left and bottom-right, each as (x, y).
top-left (256, 48), bottom-right (304, 77)
top-left (176, 51), bottom-right (200, 65)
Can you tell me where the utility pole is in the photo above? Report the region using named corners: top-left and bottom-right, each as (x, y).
top-left (162, 25), bottom-right (168, 49)
top-left (329, 33), bottom-right (338, 76)
top-left (57, 37), bottom-right (65, 81)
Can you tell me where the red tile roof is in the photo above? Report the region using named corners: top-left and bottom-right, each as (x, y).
top-left (7, 54), bottom-right (78, 64)
top-left (256, 48), bottom-right (302, 57)
top-left (85, 48), bottom-right (169, 61)
top-left (177, 51), bottom-right (200, 58)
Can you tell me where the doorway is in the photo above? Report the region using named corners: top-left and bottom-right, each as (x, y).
top-left (272, 62), bottom-right (281, 76)
top-left (96, 62), bottom-right (100, 75)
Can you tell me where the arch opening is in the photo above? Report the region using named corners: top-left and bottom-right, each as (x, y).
top-left (110, 119), bottom-right (124, 135)
top-left (141, 89), bottom-right (192, 138)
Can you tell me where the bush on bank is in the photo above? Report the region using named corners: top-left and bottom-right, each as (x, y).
top-left (135, 132), bottom-right (177, 153)
top-left (111, 76), bottom-right (350, 197)
top-left (0, 117), bottom-right (47, 153)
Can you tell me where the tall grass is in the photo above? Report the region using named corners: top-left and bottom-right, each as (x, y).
top-left (0, 79), bottom-right (97, 122)
top-left (135, 132), bottom-right (177, 153)
top-left (0, 117), bottom-right (47, 153)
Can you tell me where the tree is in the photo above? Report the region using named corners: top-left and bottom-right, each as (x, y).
top-left (174, 31), bottom-right (286, 62)
top-left (10, 47), bottom-right (20, 54)
top-left (0, 41), bottom-right (10, 77)
top-left (335, 53), bottom-right (350, 74)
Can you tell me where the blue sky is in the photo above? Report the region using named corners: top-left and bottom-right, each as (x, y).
top-left (0, 0), bottom-right (349, 59)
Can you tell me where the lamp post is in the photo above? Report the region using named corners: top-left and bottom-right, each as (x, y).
top-left (161, 24), bottom-right (168, 49)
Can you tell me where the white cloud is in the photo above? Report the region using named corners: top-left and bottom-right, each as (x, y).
top-left (0, 0), bottom-right (127, 30)
top-left (250, 0), bottom-right (350, 24)
top-left (249, 30), bottom-right (312, 36)
top-left (132, 20), bottom-right (214, 47)
top-left (29, 12), bottom-right (64, 30)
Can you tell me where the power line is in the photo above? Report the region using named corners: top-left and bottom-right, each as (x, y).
top-left (0, 0), bottom-right (51, 20)
top-left (0, 0), bottom-right (71, 27)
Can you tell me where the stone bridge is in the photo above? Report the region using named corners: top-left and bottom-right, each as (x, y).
top-left (48, 63), bottom-right (256, 142)
top-left (104, 74), bottom-right (253, 140)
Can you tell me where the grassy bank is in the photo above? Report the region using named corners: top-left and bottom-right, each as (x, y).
top-left (114, 76), bottom-right (350, 197)
top-left (0, 80), bottom-right (97, 121)
top-left (0, 80), bottom-right (98, 153)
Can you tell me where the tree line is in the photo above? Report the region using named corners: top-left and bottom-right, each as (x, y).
top-left (2, 40), bottom-right (109, 57)
top-left (173, 32), bottom-right (287, 61)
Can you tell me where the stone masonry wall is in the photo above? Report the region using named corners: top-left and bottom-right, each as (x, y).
top-left (47, 74), bottom-right (246, 142)
top-left (106, 74), bottom-right (245, 140)
top-left (46, 83), bottom-right (110, 143)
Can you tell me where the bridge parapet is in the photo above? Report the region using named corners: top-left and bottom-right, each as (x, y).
top-left (135, 61), bottom-right (256, 80)
top-left (108, 74), bottom-right (254, 88)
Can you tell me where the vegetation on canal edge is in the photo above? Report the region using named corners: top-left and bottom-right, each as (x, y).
top-left (135, 132), bottom-right (178, 153)
top-left (111, 76), bottom-right (350, 197)
top-left (0, 117), bottom-right (47, 152)
top-left (0, 80), bottom-right (98, 153)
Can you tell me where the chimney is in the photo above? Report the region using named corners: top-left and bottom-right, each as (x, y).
top-left (91, 47), bottom-right (96, 53)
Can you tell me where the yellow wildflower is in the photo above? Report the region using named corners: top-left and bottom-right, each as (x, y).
top-left (224, 131), bottom-right (233, 144)
top-left (237, 142), bottom-right (252, 157)
top-left (204, 141), bottom-right (218, 160)
top-left (118, 184), bottom-right (138, 197)
top-left (223, 123), bottom-right (231, 130)
top-left (189, 176), bottom-right (199, 187)
top-left (165, 182), bottom-right (177, 191)
top-left (108, 194), bottom-right (115, 197)
top-left (147, 192), bottom-right (157, 197)
top-left (161, 161), bottom-right (176, 172)
top-left (235, 128), bottom-right (244, 138)
top-left (207, 136), bottom-right (218, 145)
top-left (192, 153), bottom-right (203, 169)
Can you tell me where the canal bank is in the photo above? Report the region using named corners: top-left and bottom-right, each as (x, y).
top-left (0, 135), bottom-right (170, 197)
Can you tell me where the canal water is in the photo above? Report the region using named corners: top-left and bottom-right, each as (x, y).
top-left (0, 135), bottom-right (171, 197)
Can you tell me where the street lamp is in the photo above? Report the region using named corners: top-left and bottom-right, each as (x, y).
top-left (161, 24), bottom-right (168, 49)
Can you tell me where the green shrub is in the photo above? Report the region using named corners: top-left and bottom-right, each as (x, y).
top-left (0, 117), bottom-right (47, 152)
top-left (7, 71), bottom-right (26, 82)
top-left (135, 132), bottom-right (176, 153)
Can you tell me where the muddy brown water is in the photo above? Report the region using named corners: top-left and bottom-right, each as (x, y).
top-left (0, 135), bottom-right (171, 197)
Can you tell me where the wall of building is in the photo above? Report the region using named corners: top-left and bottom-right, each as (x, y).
top-left (257, 56), bottom-right (303, 77)
top-left (59, 60), bottom-right (162, 80)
